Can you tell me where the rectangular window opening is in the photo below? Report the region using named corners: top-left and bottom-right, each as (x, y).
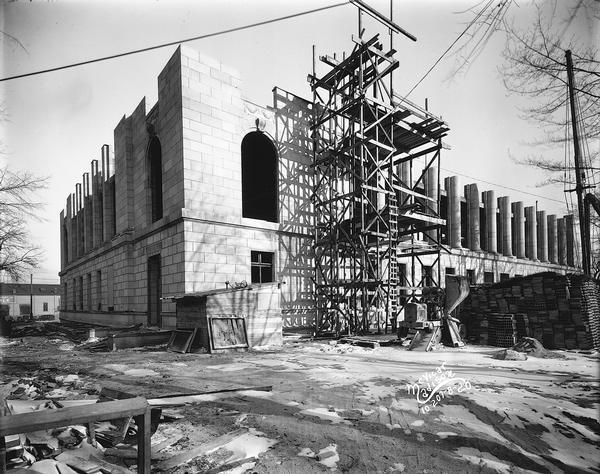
top-left (466, 269), bottom-right (476, 285)
top-left (251, 251), bottom-right (274, 284)
top-left (96, 270), bottom-right (102, 310)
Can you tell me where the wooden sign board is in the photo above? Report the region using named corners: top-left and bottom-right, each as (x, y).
top-left (208, 316), bottom-right (248, 350)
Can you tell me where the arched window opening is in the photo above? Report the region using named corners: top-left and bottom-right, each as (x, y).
top-left (241, 131), bottom-right (278, 222)
top-left (148, 136), bottom-right (163, 222)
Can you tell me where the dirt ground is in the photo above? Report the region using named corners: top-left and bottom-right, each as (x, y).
top-left (1, 335), bottom-right (599, 473)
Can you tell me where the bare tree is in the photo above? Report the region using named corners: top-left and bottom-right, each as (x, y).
top-left (451, 0), bottom-right (599, 182)
top-left (500, 1), bottom-right (599, 182)
top-left (0, 167), bottom-right (48, 279)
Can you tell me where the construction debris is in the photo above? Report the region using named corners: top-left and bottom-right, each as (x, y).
top-left (510, 337), bottom-right (567, 359)
top-left (492, 349), bottom-right (528, 361)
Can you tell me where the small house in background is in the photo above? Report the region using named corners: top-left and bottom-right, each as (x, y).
top-left (0, 281), bottom-right (61, 321)
top-left (173, 281), bottom-right (283, 352)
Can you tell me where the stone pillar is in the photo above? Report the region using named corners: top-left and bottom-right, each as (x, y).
top-left (424, 166), bottom-right (438, 242)
top-left (565, 214), bottom-right (575, 266)
top-left (511, 201), bottom-right (526, 259)
top-left (465, 183), bottom-right (481, 251)
top-left (536, 210), bottom-right (548, 262)
top-left (483, 190), bottom-right (497, 253)
top-left (102, 145), bottom-right (115, 242)
top-left (66, 195), bottom-right (73, 264)
top-left (557, 217), bottom-right (567, 265)
top-left (60, 210), bottom-right (66, 270)
top-left (83, 173), bottom-right (92, 254)
top-left (525, 206), bottom-right (538, 260)
top-left (548, 215), bottom-right (558, 264)
top-left (91, 160), bottom-right (103, 249)
top-left (398, 161), bottom-right (411, 207)
top-left (498, 196), bottom-right (512, 257)
top-left (75, 183), bottom-right (83, 258)
top-left (445, 176), bottom-right (461, 248)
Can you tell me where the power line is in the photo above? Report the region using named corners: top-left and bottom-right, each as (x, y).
top-left (404, 0), bottom-right (495, 98)
top-left (0, 2), bottom-right (349, 83)
top-left (441, 167), bottom-right (566, 204)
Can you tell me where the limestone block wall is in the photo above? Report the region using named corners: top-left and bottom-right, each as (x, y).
top-left (59, 46), bottom-right (315, 329)
top-left (59, 47), bottom-right (188, 328)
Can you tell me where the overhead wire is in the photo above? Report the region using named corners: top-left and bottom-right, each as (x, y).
top-left (0, 1), bottom-right (349, 83)
top-left (440, 167), bottom-right (565, 204)
top-left (404, 0), bottom-right (496, 98)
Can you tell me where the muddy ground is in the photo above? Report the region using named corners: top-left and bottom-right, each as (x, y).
top-left (1, 335), bottom-right (599, 473)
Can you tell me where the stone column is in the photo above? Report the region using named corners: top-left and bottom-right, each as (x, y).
top-left (60, 211), bottom-right (66, 270)
top-left (398, 161), bottom-right (411, 207)
top-left (511, 201), bottom-right (526, 259)
top-left (525, 206), bottom-right (538, 260)
top-left (83, 173), bottom-right (91, 254)
top-left (445, 176), bottom-right (461, 248)
top-left (565, 214), bottom-right (575, 266)
top-left (424, 166), bottom-right (438, 242)
top-left (91, 160), bottom-right (103, 249)
top-left (548, 215), bottom-right (558, 264)
top-left (102, 145), bottom-right (115, 242)
top-left (557, 217), bottom-right (567, 265)
top-left (75, 183), bottom-right (83, 258)
top-left (483, 190), bottom-right (497, 253)
top-left (465, 183), bottom-right (481, 251)
top-left (498, 196), bottom-right (512, 257)
top-left (536, 210), bottom-right (548, 262)
top-left (66, 195), bottom-right (73, 263)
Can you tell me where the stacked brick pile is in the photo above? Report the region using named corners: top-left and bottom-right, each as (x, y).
top-left (459, 272), bottom-right (600, 350)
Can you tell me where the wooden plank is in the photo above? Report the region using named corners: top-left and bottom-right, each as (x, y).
top-left (135, 411), bottom-right (151, 473)
top-left (0, 397), bottom-right (148, 437)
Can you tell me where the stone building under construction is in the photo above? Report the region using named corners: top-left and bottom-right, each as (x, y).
top-left (58, 43), bottom-right (581, 331)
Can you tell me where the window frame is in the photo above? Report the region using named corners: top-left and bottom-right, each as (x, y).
top-left (251, 251), bottom-right (275, 284)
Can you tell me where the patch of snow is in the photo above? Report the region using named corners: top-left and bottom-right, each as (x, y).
top-left (299, 407), bottom-right (351, 425)
top-left (237, 389), bottom-right (273, 399)
top-left (124, 368), bottom-right (159, 377)
top-left (205, 363), bottom-right (255, 372)
top-left (454, 447), bottom-right (514, 474)
top-left (436, 431), bottom-right (457, 439)
top-left (210, 432), bottom-right (277, 467)
top-left (317, 444), bottom-right (339, 470)
top-left (410, 419), bottom-right (424, 427)
top-left (389, 462), bottom-right (406, 472)
top-left (221, 461), bottom-right (256, 474)
top-left (389, 398), bottom-right (419, 414)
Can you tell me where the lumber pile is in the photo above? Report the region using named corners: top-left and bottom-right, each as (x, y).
top-left (460, 272), bottom-right (600, 350)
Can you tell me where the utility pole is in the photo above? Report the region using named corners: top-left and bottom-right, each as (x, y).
top-left (29, 273), bottom-right (33, 319)
top-left (565, 50), bottom-right (590, 275)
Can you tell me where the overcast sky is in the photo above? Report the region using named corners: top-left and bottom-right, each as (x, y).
top-left (0, 0), bottom-right (593, 282)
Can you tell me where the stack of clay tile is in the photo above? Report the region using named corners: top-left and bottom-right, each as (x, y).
top-left (459, 272), bottom-right (600, 350)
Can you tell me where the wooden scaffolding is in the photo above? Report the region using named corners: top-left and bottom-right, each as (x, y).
top-left (309, 34), bottom-right (449, 335)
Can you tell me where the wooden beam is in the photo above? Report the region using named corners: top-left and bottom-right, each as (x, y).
top-left (0, 397), bottom-right (148, 437)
